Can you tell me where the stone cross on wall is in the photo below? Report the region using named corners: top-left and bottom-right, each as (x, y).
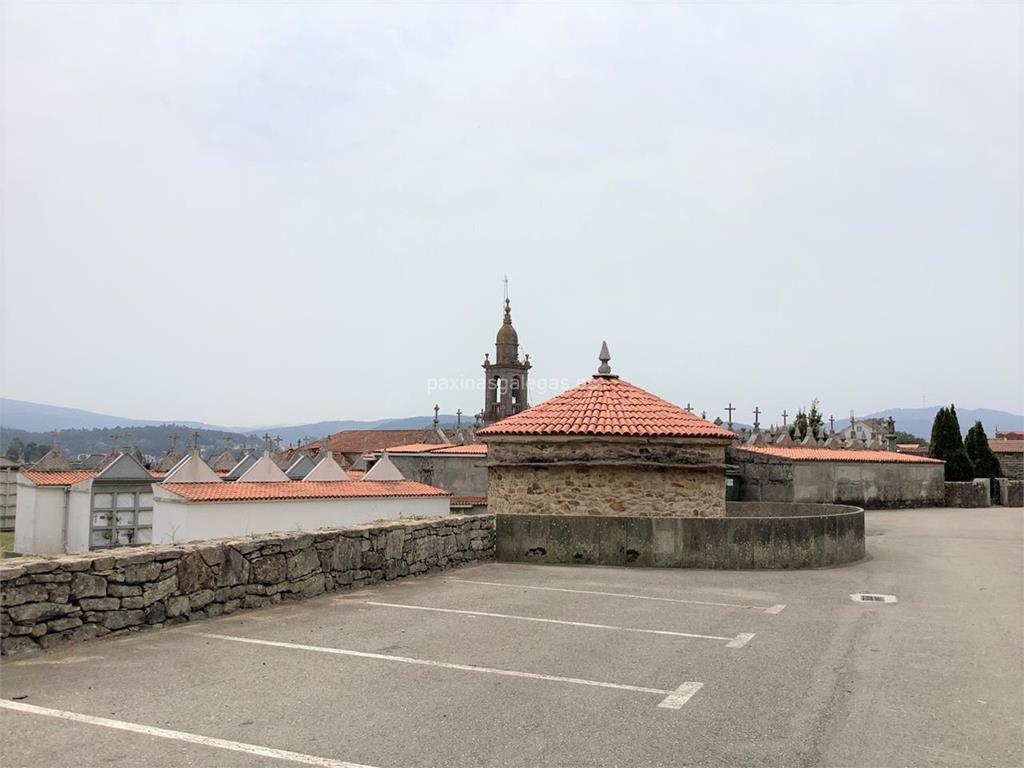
top-left (753, 407), bottom-right (761, 430)
top-left (829, 415), bottom-right (835, 434)
top-left (685, 403), bottom-right (693, 413)
top-left (433, 404), bottom-right (440, 428)
top-left (725, 403), bottom-right (736, 429)
top-left (171, 433), bottom-right (180, 453)
top-left (456, 409), bottom-right (462, 428)
top-left (262, 433), bottom-right (272, 451)
top-left (275, 436), bottom-right (283, 451)
top-left (782, 410), bottom-right (788, 427)
top-left (191, 431), bottom-right (200, 452)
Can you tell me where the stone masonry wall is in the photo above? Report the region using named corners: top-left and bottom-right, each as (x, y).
top-left (1, 515), bottom-right (494, 657)
top-left (943, 481), bottom-right (990, 508)
top-left (487, 439), bottom-right (726, 466)
top-left (995, 452), bottom-right (1023, 480)
top-left (487, 465), bottom-right (725, 518)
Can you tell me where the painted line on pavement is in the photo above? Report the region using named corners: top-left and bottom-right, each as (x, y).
top-left (0, 699), bottom-right (376, 768)
top-left (725, 633), bottom-right (756, 648)
top-left (365, 600), bottom-right (749, 646)
top-left (192, 632), bottom-right (703, 709)
top-left (448, 578), bottom-right (786, 614)
top-left (658, 681), bottom-right (705, 709)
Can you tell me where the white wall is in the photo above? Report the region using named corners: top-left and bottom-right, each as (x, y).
top-left (66, 488), bottom-right (92, 554)
top-left (151, 495), bottom-right (450, 545)
top-left (14, 484), bottom-right (64, 555)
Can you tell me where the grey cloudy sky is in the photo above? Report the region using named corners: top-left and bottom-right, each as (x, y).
top-left (2, 1), bottom-right (1020, 428)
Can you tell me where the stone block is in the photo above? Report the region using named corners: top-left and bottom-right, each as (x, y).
top-left (165, 595), bottom-right (190, 618)
top-left (141, 576), bottom-right (178, 606)
top-left (286, 547), bottom-right (320, 580)
top-left (3, 583), bottom-right (48, 606)
top-left (79, 597), bottom-right (121, 611)
top-left (8, 602), bottom-right (75, 624)
top-left (107, 584), bottom-right (142, 597)
top-left (122, 561), bottom-right (162, 585)
top-left (102, 610), bottom-right (144, 630)
top-left (70, 573), bottom-right (107, 599)
top-left (251, 554), bottom-right (286, 584)
top-left (2, 636), bottom-right (40, 655)
top-left (189, 590), bottom-right (215, 610)
top-left (46, 616), bottom-right (83, 632)
top-left (175, 553), bottom-right (215, 593)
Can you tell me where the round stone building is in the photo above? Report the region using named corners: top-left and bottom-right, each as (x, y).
top-left (478, 343), bottom-right (737, 519)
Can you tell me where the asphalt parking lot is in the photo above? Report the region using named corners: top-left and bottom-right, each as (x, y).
top-left (2, 506), bottom-right (1021, 768)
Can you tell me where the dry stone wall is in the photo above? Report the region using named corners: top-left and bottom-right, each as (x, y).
top-left (1, 515), bottom-right (494, 656)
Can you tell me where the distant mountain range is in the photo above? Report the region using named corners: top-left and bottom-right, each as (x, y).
top-left (2, 398), bottom-right (1020, 451)
top-left (0, 398), bottom-right (463, 449)
top-left (836, 407), bottom-right (1022, 441)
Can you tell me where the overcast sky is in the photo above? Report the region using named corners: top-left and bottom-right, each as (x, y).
top-left (1, 1), bottom-right (1020, 428)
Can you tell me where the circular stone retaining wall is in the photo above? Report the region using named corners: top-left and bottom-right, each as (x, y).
top-left (495, 501), bottom-right (865, 569)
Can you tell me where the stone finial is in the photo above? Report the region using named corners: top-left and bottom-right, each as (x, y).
top-left (596, 341), bottom-right (613, 376)
top-left (775, 430), bottom-right (794, 447)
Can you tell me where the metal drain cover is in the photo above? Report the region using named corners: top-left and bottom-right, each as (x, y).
top-left (850, 593), bottom-right (898, 604)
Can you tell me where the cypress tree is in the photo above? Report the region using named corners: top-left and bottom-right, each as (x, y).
top-left (964, 421), bottom-right (1002, 478)
top-left (929, 404), bottom-right (974, 481)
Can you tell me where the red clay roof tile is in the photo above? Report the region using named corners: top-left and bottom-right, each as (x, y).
top-left (22, 470), bottom-right (97, 486)
top-left (477, 376), bottom-right (736, 439)
top-left (159, 479), bottom-right (446, 503)
top-left (734, 446), bottom-right (943, 464)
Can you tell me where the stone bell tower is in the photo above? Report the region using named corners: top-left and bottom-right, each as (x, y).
top-left (479, 287), bottom-right (531, 425)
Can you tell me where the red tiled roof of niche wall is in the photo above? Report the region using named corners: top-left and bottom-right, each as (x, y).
top-left (159, 480), bottom-right (448, 503)
top-left (734, 446), bottom-right (943, 464)
top-left (22, 470), bottom-right (97, 486)
top-left (477, 376), bottom-right (736, 439)
top-left (312, 430), bottom-right (440, 455)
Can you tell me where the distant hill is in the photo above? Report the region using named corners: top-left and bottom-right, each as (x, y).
top-left (0, 398), bottom-right (463, 441)
top-left (836, 406), bottom-right (1023, 441)
top-left (244, 416), bottom-right (463, 445)
top-left (0, 398), bottom-right (232, 433)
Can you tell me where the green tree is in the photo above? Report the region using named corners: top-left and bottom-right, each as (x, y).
top-left (789, 398), bottom-right (825, 439)
top-left (5, 437), bottom-right (25, 462)
top-left (929, 405), bottom-right (974, 481)
top-left (964, 421), bottom-right (1002, 478)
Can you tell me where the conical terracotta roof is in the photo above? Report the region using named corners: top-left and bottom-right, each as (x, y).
top-left (478, 376), bottom-right (737, 439)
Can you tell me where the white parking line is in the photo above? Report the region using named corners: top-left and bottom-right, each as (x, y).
top-left (192, 632), bottom-right (704, 709)
top-left (0, 699), bottom-right (376, 768)
top-left (448, 578), bottom-right (787, 614)
top-left (365, 600), bottom-right (753, 647)
top-left (658, 682), bottom-right (705, 710)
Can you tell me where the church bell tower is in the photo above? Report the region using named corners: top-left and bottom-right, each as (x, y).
top-left (479, 287), bottom-right (531, 425)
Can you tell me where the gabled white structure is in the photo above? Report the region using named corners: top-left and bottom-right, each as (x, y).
top-left (363, 452), bottom-right (404, 481)
top-left (303, 452), bottom-right (351, 482)
top-left (237, 451), bottom-right (290, 482)
top-left (225, 453), bottom-right (257, 481)
top-left (96, 452), bottom-right (153, 481)
top-left (163, 450), bottom-right (223, 484)
top-left (286, 453), bottom-right (316, 480)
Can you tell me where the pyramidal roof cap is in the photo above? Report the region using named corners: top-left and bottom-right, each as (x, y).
top-left (237, 451), bottom-right (290, 483)
top-left (30, 446), bottom-right (74, 472)
top-left (304, 452), bottom-right (351, 481)
top-left (479, 343), bottom-right (736, 440)
top-left (163, 450), bottom-right (223, 483)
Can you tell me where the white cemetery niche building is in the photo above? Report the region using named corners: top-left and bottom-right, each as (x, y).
top-left (16, 451), bottom-right (156, 555)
